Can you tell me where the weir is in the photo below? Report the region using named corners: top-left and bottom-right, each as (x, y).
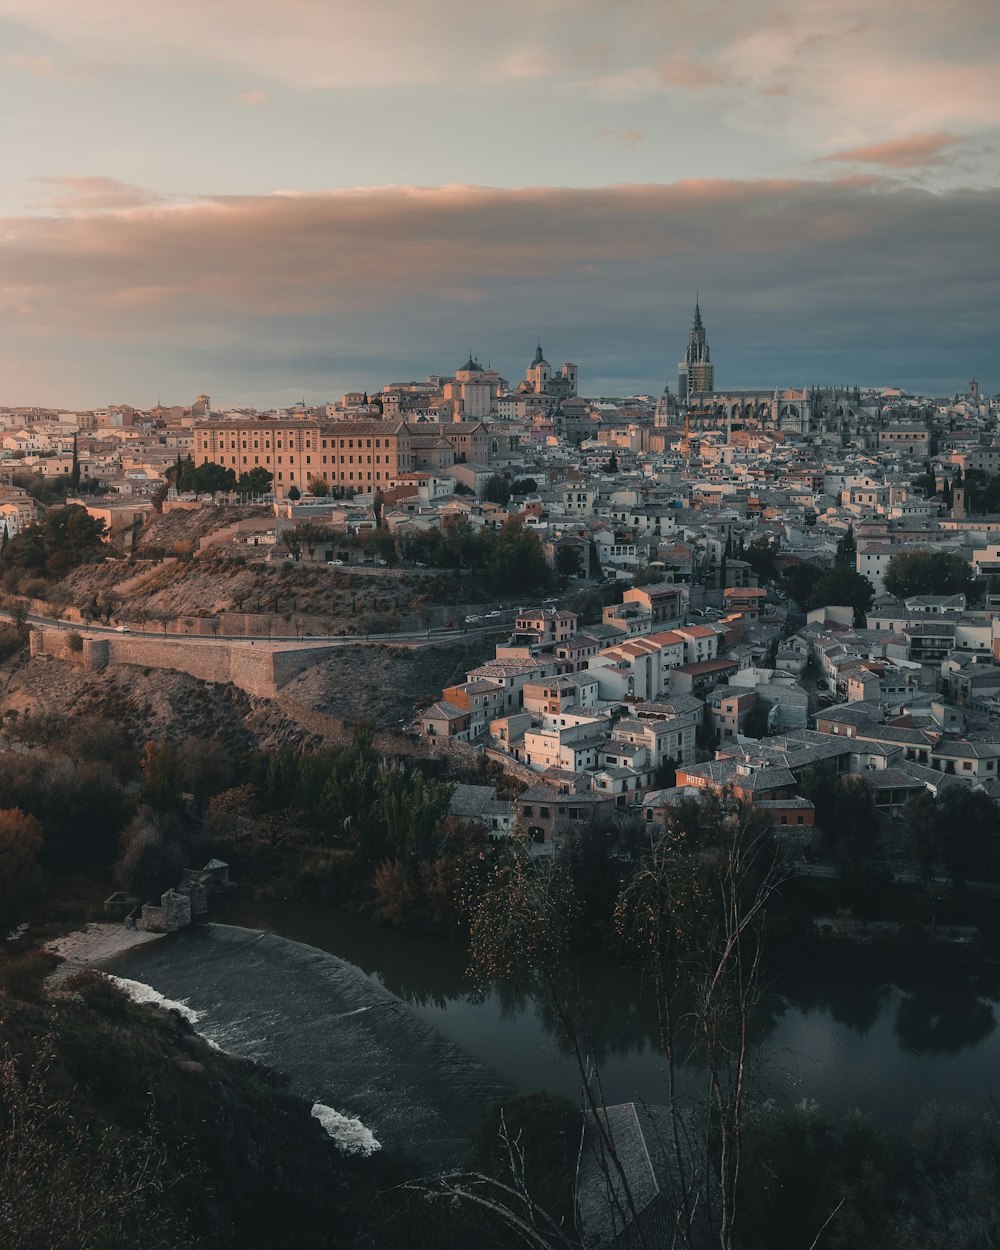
top-left (106, 922), bottom-right (513, 1169)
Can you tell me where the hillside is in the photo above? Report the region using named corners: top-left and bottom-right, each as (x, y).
top-left (0, 966), bottom-right (480, 1250)
top-left (281, 637), bottom-right (497, 727)
top-left (134, 504), bottom-right (273, 553)
top-left (0, 645), bottom-right (316, 752)
top-left (53, 552), bottom-right (488, 636)
top-left (0, 631), bottom-right (495, 752)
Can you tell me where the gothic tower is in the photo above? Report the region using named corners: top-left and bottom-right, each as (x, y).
top-left (677, 297), bottom-right (714, 402)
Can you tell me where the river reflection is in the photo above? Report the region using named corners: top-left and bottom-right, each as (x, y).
top-left (212, 897), bottom-right (1000, 1124)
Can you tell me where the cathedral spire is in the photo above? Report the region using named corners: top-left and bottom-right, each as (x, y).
top-left (678, 295), bottom-right (714, 402)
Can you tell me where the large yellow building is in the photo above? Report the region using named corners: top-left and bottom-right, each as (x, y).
top-left (194, 418), bottom-right (415, 497)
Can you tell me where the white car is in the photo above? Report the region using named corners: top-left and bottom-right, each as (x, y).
top-left (115, 625), bottom-right (129, 633)
top-left (484, 610), bottom-right (502, 619)
top-left (465, 614), bottom-right (482, 624)
top-left (327, 559), bottom-right (345, 566)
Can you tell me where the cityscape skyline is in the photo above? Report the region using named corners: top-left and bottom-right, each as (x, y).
top-left (0, 0), bottom-right (997, 406)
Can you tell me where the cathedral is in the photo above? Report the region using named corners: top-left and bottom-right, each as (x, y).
top-left (677, 297), bottom-right (713, 400)
top-left (519, 341), bottom-right (578, 401)
top-left (666, 298), bottom-right (877, 437)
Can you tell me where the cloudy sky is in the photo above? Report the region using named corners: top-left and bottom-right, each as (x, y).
top-left (1, 0), bottom-right (998, 407)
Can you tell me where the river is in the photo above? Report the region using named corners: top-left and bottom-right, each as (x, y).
top-left (106, 897), bottom-right (1000, 1165)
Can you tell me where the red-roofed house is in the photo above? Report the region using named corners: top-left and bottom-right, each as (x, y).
top-left (722, 587), bottom-right (767, 623)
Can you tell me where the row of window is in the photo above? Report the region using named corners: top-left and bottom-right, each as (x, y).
top-left (521, 805), bottom-right (587, 820)
top-left (203, 436), bottom-right (395, 452)
top-left (216, 452), bottom-right (402, 467)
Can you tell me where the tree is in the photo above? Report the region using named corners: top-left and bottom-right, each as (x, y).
top-left (743, 537), bottom-right (779, 584)
top-left (911, 465), bottom-right (937, 499)
top-left (138, 742), bottom-right (183, 813)
top-left (902, 790), bottom-right (940, 884)
top-left (510, 478), bottom-right (538, 495)
top-left (802, 764), bottom-right (881, 864)
top-left (937, 786), bottom-right (998, 886)
top-left (297, 522), bottom-right (330, 560)
top-left (837, 524), bottom-right (857, 566)
top-left (286, 484), bottom-right (301, 501)
top-left (373, 529), bottom-right (397, 565)
top-left (738, 1101), bottom-right (902, 1250)
top-left (282, 528), bottom-right (302, 561)
top-left (780, 562), bottom-right (820, 610)
top-left (883, 550), bottom-right (975, 600)
top-left (0, 1037), bottom-right (199, 1250)
top-left (616, 807), bottom-right (783, 1249)
top-left (70, 432), bottom-right (81, 491)
top-left (0, 808), bottom-right (44, 924)
top-left (743, 701), bottom-right (771, 739)
top-left (1, 505), bottom-right (107, 578)
top-left (487, 519), bottom-right (550, 593)
top-left (605, 453), bottom-right (619, 474)
top-left (484, 475), bottom-right (511, 505)
top-left (307, 475), bottom-right (330, 497)
top-left (833, 777), bottom-right (882, 864)
top-left (114, 810), bottom-right (186, 900)
top-left (807, 567), bottom-right (875, 623)
top-left (175, 737), bottom-right (235, 813)
top-left (469, 1092), bottom-right (578, 1231)
top-left (237, 467), bottom-right (273, 496)
top-left (173, 456), bottom-right (237, 495)
top-left (467, 803), bottom-right (784, 1250)
top-left (554, 544), bottom-right (582, 579)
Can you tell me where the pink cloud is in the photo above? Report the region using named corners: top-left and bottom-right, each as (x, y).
top-left (0, 175), bottom-right (996, 407)
top-left (596, 128), bottom-right (646, 148)
top-left (1, 53), bottom-right (90, 83)
top-left (30, 176), bottom-right (166, 211)
top-left (659, 58), bottom-right (725, 90)
top-left (0, 177), bottom-right (959, 337)
top-left (0, 0), bottom-right (997, 167)
top-left (234, 89), bottom-right (268, 107)
top-left (815, 132), bottom-right (964, 169)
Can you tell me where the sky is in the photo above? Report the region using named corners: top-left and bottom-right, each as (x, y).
top-left (0, 0), bottom-right (998, 408)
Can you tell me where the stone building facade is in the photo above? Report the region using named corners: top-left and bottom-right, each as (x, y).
top-left (194, 418), bottom-right (415, 498)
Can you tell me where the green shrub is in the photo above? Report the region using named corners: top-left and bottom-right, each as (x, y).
top-left (0, 949), bottom-right (58, 1001)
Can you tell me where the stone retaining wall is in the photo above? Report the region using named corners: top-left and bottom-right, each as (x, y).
top-left (30, 628), bottom-right (335, 699)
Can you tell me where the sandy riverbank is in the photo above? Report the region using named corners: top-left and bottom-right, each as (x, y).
top-left (44, 922), bottom-right (164, 984)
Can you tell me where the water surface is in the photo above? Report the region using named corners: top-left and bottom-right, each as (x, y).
top-left (109, 899), bottom-right (1000, 1162)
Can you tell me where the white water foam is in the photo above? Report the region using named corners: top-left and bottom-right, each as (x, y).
top-left (108, 975), bottom-right (201, 1025)
top-left (311, 1102), bottom-right (382, 1156)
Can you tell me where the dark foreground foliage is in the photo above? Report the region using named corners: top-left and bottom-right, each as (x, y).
top-left (0, 963), bottom-right (532, 1250)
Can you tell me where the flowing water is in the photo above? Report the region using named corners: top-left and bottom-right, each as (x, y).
top-left (107, 898), bottom-right (1000, 1166)
top-left (107, 921), bottom-right (511, 1169)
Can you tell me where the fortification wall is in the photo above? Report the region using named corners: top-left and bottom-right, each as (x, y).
top-left (30, 628), bottom-right (85, 663)
top-left (105, 636), bottom-right (237, 685)
top-left (30, 628), bottom-right (334, 698)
